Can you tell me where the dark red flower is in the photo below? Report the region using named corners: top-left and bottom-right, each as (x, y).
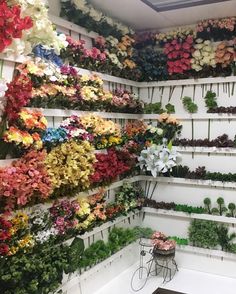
top-left (0, 243), bottom-right (9, 255)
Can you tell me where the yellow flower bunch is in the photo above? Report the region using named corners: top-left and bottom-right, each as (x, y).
top-left (18, 234), bottom-right (35, 249)
top-left (76, 198), bottom-right (91, 217)
top-left (76, 213), bottom-right (95, 231)
top-left (80, 114), bottom-right (121, 137)
top-left (80, 74), bottom-right (104, 87)
top-left (45, 140), bottom-right (96, 191)
top-left (117, 35), bottom-right (135, 51)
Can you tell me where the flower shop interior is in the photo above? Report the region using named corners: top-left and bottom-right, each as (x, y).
top-left (0, 0), bottom-right (236, 294)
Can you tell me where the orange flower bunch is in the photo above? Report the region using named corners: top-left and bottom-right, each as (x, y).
top-left (158, 113), bottom-right (180, 125)
top-left (215, 41), bottom-right (235, 68)
top-left (18, 109), bottom-right (47, 131)
top-left (3, 126), bottom-right (43, 150)
top-left (88, 189), bottom-right (105, 206)
top-left (124, 120), bottom-right (147, 138)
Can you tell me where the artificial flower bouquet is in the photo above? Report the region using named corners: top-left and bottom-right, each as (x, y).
top-left (152, 231), bottom-right (176, 255)
top-left (157, 113), bottom-right (182, 142)
top-left (1, 109), bottom-right (47, 158)
top-left (138, 142), bottom-right (181, 177)
top-left (109, 89), bottom-right (144, 113)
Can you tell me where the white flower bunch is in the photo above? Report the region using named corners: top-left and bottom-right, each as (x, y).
top-left (138, 144), bottom-right (181, 177)
top-left (146, 125), bottom-right (163, 135)
top-left (34, 228), bottom-right (58, 244)
top-left (191, 38), bottom-right (216, 71)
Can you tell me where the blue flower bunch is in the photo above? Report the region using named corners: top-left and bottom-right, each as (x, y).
top-left (33, 45), bottom-right (63, 67)
top-left (42, 127), bottom-right (68, 149)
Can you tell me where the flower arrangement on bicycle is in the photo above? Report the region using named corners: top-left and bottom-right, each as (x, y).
top-left (152, 231), bottom-right (176, 255)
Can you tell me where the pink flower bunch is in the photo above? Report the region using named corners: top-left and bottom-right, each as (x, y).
top-left (66, 36), bottom-right (85, 50)
top-left (0, 150), bottom-right (52, 211)
top-left (49, 199), bottom-right (80, 235)
top-left (60, 65), bottom-right (78, 76)
top-left (60, 115), bottom-right (94, 142)
top-left (111, 89), bottom-right (143, 110)
top-left (152, 231), bottom-right (176, 251)
top-left (95, 36), bottom-right (106, 49)
top-left (164, 36), bottom-right (194, 74)
top-left (83, 47), bottom-right (107, 61)
top-left (197, 17), bottom-right (235, 32)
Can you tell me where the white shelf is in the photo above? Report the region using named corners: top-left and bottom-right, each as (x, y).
top-left (140, 175), bottom-right (236, 190)
top-left (139, 75), bottom-right (236, 88)
top-left (143, 207), bottom-right (236, 225)
top-left (177, 146), bottom-right (236, 155)
top-left (177, 244), bottom-right (236, 262)
top-left (28, 107), bottom-right (143, 119)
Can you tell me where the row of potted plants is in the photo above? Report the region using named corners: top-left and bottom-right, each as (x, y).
top-left (144, 197), bottom-right (236, 217)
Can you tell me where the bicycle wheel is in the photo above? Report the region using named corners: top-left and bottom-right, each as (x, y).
top-left (131, 266), bottom-right (148, 292)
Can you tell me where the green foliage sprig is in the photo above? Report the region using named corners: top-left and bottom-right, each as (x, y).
top-left (204, 91), bottom-right (218, 110)
top-left (182, 96), bottom-right (198, 113)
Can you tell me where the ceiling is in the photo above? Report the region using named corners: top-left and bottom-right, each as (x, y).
top-left (89, 0), bottom-right (236, 30)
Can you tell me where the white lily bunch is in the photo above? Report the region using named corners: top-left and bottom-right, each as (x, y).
top-left (138, 143), bottom-right (181, 177)
top-left (191, 38), bottom-right (216, 71)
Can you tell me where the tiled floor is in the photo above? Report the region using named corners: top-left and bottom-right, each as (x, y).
top-left (94, 262), bottom-right (236, 294)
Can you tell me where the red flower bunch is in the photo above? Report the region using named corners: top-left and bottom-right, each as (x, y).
top-left (0, 0), bottom-right (33, 52)
top-left (5, 74), bottom-right (32, 122)
top-left (164, 36), bottom-right (194, 75)
top-left (0, 216), bottom-right (12, 255)
top-left (90, 148), bottom-right (130, 184)
top-left (0, 150), bottom-right (52, 211)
